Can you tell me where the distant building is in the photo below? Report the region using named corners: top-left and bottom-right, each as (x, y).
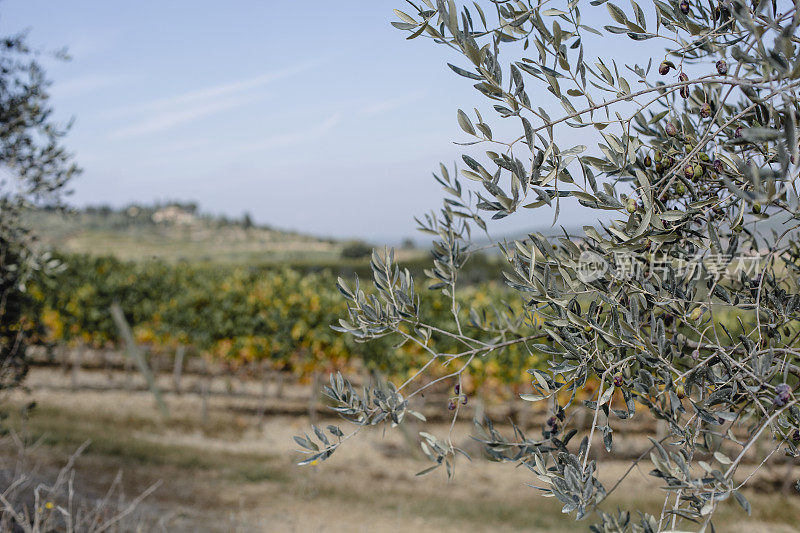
top-left (151, 205), bottom-right (196, 226)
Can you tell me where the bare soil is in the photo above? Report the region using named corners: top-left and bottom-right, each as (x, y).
top-left (1, 366), bottom-right (798, 532)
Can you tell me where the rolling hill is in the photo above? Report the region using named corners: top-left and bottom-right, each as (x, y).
top-left (23, 203), bottom-right (367, 264)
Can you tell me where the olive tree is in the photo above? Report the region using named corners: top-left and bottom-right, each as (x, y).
top-left (0, 27), bottom-right (79, 389)
top-left (297, 0), bottom-right (800, 530)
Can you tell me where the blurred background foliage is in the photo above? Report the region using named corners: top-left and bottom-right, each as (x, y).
top-left (28, 252), bottom-right (540, 399)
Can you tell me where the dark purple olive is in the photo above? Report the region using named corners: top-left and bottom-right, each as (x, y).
top-left (644, 155), bottom-right (652, 167)
top-left (679, 0), bottom-right (690, 14)
top-left (448, 400), bottom-right (456, 410)
top-left (792, 429), bottom-right (800, 442)
top-left (679, 72), bottom-right (690, 98)
top-left (716, 59), bottom-right (728, 75)
top-left (713, 159), bottom-right (722, 173)
top-left (659, 61), bottom-right (673, 75)
top-left (461, 395), bottom-right (468, 405)
top-left (684, 164), bottom-right (695, 179)
top-left (774, 383), bottom-right (791, 407)
top-left (613, 374), bottom-right (624, 387)
top-left (700, 102), bottom-right (711, 118)
top-left (454, 383), bottom-right (460, 395)
top-left (666, 123), bottom-right (678, 137)
top-left (735, 126), bottom-right (743, 138)
top-left (546, 416), bottom-right (557, 427)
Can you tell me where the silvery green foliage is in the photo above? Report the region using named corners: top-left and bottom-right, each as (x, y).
top-left (298, 0), bottom-right (800, 530)
top-left (294, 372), bottom-right (426, 466)
top-left (0, 28), bottom-right (78, 389)
top-left (333, 249), bottom-right (420, 339)
top-left (323, 371), bottom-right (425, 427)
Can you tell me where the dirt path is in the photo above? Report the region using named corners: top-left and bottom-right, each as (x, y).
top-left (1, 367), bottom-right (798, 532)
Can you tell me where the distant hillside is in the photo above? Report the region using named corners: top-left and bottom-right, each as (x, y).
top-left (23, 203), bottom-right (391, 264)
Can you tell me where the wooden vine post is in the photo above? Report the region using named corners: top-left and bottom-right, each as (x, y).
top-left (110, 303), bottom-right (169, 419)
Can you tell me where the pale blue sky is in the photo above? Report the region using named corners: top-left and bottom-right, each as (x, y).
top-left (3, 1), bottom-right (648, 241)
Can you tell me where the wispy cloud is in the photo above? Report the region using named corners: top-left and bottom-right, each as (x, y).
top-left (63, 28), bottom-right (122, 61)
top-left (106, 63), bottom-right (312, 138)
top-left (110, 94), bottom-right (264, 139)
top-left (234, 113), bottom-right (342, 153)
top-left (51, 73), bottom-right (128, 99)
top-left (357, 91), bottom-right (427, 117)
top-left (153, 112), bottom-right (343, 162)
top-left (150, 138), bottom-right (215, 156)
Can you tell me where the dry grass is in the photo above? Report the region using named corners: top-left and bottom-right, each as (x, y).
top-left (0, 434), bottom-right (163, 532)
top-left (0, 367), bottom-right (798, 532)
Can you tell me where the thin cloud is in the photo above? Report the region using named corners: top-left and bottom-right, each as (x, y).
top-left (103, 63), bottom-right (311, 120)
top-left (238, 113), bottom-right (342, 152)
top-left (125, 112), bottom-right (342, 165)
top-left (150, 138), bottom-right (214, 155)
top-left (51, 73), bottom-right (128, 99)
top-left (358, 91), bottom-right (427, 117)
top-left (105, 63), bottom-right (312, 138)
top-left (110, 94), bottom-right (263, 139)
top-left (63, 28), bottom-right (122, 61)
top-left (160, 113), bottom-right (343, 162)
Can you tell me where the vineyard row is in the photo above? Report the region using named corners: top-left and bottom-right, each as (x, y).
top-left (28, 254), bottom-right (539, 397)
